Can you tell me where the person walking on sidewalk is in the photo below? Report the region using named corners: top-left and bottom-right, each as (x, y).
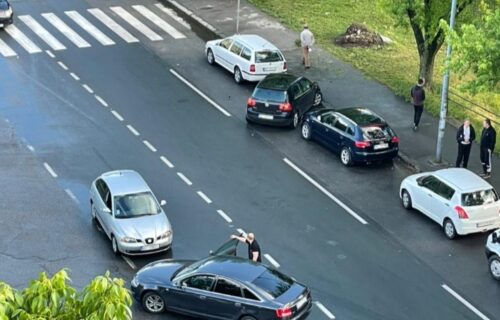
top-left (455, 119), bottom-right (475, 168)
top-left (300, 24), bottom-right (314, 69)
top-left (231, 232), bottom-right (262, 262)
top-left (479, 118), bottom-right (496, 178)
top-left (410, 78), bottom-right (426, 131)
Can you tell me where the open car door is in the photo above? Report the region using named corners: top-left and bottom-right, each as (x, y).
top-left (209, 238), bottom-right (239, 256)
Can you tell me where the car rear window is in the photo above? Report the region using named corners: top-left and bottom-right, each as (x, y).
top-left (462, 189), bottom-right (498, 206)
top-left (252, 269), bottom-right (293, 299)
top-left (255, 50), bottom-right (283, 63)
top-left (362, 126), bottom-right (393, 140)
top-left (253, 88), bottom-right (286, 103)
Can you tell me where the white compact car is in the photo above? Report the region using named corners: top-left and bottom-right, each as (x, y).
top-left (400, 168), bottom-right (500, 239)
top-left (485, 229), bottom-right (500, 280)
top-left (205, 34), bottom-right (287, 83)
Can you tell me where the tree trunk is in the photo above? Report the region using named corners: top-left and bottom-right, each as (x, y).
top-left (418, 47), bottom-right (438, 89)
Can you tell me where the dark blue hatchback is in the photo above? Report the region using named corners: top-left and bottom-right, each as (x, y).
top-left (301, 107), bottom-right (399, 166)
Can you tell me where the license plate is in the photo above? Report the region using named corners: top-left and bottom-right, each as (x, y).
top-left (0, 24), bottom-right (4, 28)
top-left (296, 296), bottom-right (307, 310)
top-left (258, 114), bottom-right (274, 120)
top-left (263, 68), bottom-right (276, 72)
top-left (142, 244), bottom-right (160, 251)
top-left (477, 221), bottom-right (493, 228)
top-left (374, 143), bottom-right (388, 150)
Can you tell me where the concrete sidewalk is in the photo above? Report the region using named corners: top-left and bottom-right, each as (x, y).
top-left (164, 0), bottom-right (499, 189)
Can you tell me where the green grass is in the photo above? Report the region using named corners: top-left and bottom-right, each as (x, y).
top-left (249, 0), bottom-right (499, 147)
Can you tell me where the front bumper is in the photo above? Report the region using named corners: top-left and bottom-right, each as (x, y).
top-left (119, 236), bottom-right (172, 256)
top-left (353, 147), bottom-right (399, 162)
top-left (246, 109), bottom-right (293, 127)
top-left (0, 14), bottom-right (13, 27)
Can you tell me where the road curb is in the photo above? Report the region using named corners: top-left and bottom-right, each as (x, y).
top-left (397, 152), bottom-right (420, 173)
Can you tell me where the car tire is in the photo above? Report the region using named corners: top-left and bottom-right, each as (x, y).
top-left (313, 91), bottom-right (323, 107)
top-left (142, 291), bottom-right (166, 314)
top-left (443, 219), bottom-right (457, 240)
top-left (234, 67), bottom-right (243, 84)
top-left (240, 316), bottom-right (257, 320)
top-left (301, 121), bottom-right (312, 140)
top-left (401, 190), bottom-right (412, 210)
top-left (290, 111), bottom-right (300, 129)
top-left (340, 147), bottom-right (353, 166)
top-left (91, 203), bottom-right (101, 231)
top-left (207, 49), bottom-right (215, 65)
top-left (111, 236), bottom-right (120, 255)
top-left (488, 255), bottom-right (500, 280)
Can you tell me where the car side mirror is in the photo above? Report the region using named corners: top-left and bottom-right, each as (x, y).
top-left (160, 200), bottom-right (167, 206)
top-left (493, 232), bottom-right (498, 243)
top-left (209, 250), bottom-right (214, 256)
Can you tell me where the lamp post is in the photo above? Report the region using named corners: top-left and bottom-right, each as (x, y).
top-left (236, 0), bottom-right (241, 33)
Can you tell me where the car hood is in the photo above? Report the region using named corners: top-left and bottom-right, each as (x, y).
top-left (137, 259), bottom-right (195, 285)
top-left (114, 213), bottom-right (171, 239)
top-left (0, 2), bottom-right (9, 10)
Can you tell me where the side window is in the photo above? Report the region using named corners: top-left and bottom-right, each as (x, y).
top-left (96, 179), bottom-right (106, 201)
top-left (320, 113), bottom-right (337, 126)
top-left (291, 84), bottom-right (303, 100)
top-left (333, 117), bottom-right (349, 132)
top-left (220, 38), bottom-right (233, 49)
top-left (422, 176), bottom-right (440, 193)
top-left (346, 125), bottom-right (355, 136)
top-left (298, 78), bottom-right (312, 93)
top-left (241, 47), bottom-right (252, 61)
top-left (243, 288), bottom-right (259, 301)
top-left (230, 41), bottom-right (243, 56)
top-left (182, 275), bottom-right (215, 291)
top-left (214, 278), bottom-right (242, 297)
top-left (437, 182), bottom-right (455, 200)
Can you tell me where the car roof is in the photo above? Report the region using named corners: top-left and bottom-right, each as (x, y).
top-left (196, 255), bottom-right (268, 283)
top-left (232, 34), bottom-right (279, 51)
top-left (433, 168), bottom-right (493, 192)
top-left (99, 170), bottom-right (151, 196)
top-left (336, 107), bottom-right (385, 125)
top-left (257, 74), bottom-right (301, 90)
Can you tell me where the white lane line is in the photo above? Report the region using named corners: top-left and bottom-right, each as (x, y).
top-left (70, 72), bottom-right (80, 81)
top-left (236, 228), bottom-right (247, 237)
top-left (169, 69), bottom-right (231, 117)
top-left (45, 50), bottom-right (55, 58)
top-left (27, 145), bottom-right (35, 152)
top-left (88, 8), bottom-right (139, 43)
top-left (155, 3), bottom-right (191, 30)
top-left (95, 95), bottom-right (108, 107)
top-left (82, 84), bottom-right (94, 93)
top-left (4, 25), bottom-right (42, 54)
top-left (57, 61), bottom-right (68, 70)
top-left (126, 124), bottom-right (140, 136)
top-left (160, 156), bottom-right (174, 168)
top-left (441, 284), bottom-right (490, 320)
top-left (216, 209), bottom-right (232, 223)
top-left (111, 110), bottom-right (124, 121)
top-left (168, 0), bottom-right (217, 32)
top-left (314, 301), bottom-right (336, 319)
top-left (284, 158), bottom-right (368, 225)
top-left (64, 188), bottom-right (80, 204)
top-left (264, 254), bottom-right (280, 268)
top-left (197, 191), bottom-right (212, 204)
top-left (42, 13), bottom-right (91, 48)
top-left (65, 11), bottom-right (115, 46)
top-left (121, 255), bottom-right (136, 270)
top-left (0, 38), bottom-right (17, 57)
top-left (43, 162), bottom-right (58, 178)
top-left (132, 5), bottom-right (185, 39)
top-left (110, 6), bottom-right (163, 41)
top-left (18, 15), bottom-right (66, 51)
top-left (143, 140), bottom-right (157, 152)
top-left (176, 172), bottom-right (192, 185)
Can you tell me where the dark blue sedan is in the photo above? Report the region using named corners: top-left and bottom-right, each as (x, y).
top-left (301, 107), bottom-right (399, 166)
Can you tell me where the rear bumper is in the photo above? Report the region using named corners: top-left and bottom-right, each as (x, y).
top-left (353, 147), bottom-right (399, 162)
top-left (455, 219), bottom-right (500, 235)
top-left (242, 70), bottom-right (287, 82)
top-left (247, 109), bottom-right (293, 127)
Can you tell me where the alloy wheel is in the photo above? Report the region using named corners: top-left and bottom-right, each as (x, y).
top-left (444, 220), bottom-right (456, 239)
top-left (490, 257), bottom-right (500, 279)
top-left (313, 92), bottom-right (322, 106)
top-left (207, 49), bottom-right (214, 64)
top-left (302, 122), bottom-right (311, 139)
top-left (402, 191), bottom-right (411, 209)
top-left (293, 112), bottom-right (299, 128)
top-left (234, 68), bottom-right (242, 83)
top-left (340, 147), bottom-right (352, 166)
top-left (144, 293), bottom-right (165, 313)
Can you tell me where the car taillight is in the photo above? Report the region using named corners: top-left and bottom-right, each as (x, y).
top-left (283, 61), bottom-right (287, 70)
top-left (355, 140), bottom-right (371, 148)
top-left (276, 307), bottom-right (292, 318)
top-left (247, 98), bottom-right (256, 108)
top-left (455, 206), bottom-right (469, 219)
top-left (279, 102), bottom-right (292, 112)
top-left (250, 64), bottom-right (255, 73)
top-left (391, 136), bottom-right (400, 143)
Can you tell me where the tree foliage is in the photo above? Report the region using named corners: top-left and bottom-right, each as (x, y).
top-left (0, 269), bottom-right (132, 320)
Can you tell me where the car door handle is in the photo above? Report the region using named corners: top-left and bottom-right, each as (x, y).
top-left (234, 302), bottom-right (241, 307)
top-left (427, 194), bottom-right (433, 197)
top-left (199, 295), bottom-right (206, 300)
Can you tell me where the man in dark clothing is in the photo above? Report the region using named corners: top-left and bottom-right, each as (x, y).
top-left (455, 119), bottom-right (475, 168)
top-left (231, 232), bottom-right (262, 262)
top-left (480, 118), bottom-right (496, 178)
top-left (410, 78), bottom-right (426, 130)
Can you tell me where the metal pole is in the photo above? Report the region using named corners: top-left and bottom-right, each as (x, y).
top-left (236, 0), bottom-right (240, 33)
top-left (436, 0), bottom-right (458, 162)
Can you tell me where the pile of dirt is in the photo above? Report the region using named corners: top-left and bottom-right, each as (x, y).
top-left (334, 24), bottom-right (385, 48)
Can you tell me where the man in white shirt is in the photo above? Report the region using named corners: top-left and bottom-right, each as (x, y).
top-left (300, 24), bottom-right (314, 68)
top-left (456, 119), bottom-right (476, 168)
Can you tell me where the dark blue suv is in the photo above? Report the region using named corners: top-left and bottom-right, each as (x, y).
top-left (301, 107), bottom-right (399, 166)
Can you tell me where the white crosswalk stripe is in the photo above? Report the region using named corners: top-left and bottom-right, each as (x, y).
top-left (0, 38), bottom-right (16, 57)
top-left (42, 12), bottom-right (91, 48)
top-left (154, 3), bottom-right (191, 30)
top-left (18, 15), bottom-right (66, 51)
top-left (87, 8), bottom-right (139, 43)
top-left (4, 25), bottom-right (42, 54)
top-left (110, 6), bottom-right (163, 41)
top-left (65, 11), bottom-right (115, 46)
top-left (132, 5), bottom-right (185, 39)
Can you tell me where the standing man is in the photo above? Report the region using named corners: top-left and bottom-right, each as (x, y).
top-left (480, 118), bottom-right (496, 178)
top-left (410, 78), bottom-right (426, 131)
top-left (300, 24), bottom-right (314, 69)
top-left (455, 119), bottom-right (475, 168)
top-left (231, 232), bottom-right (261, 262)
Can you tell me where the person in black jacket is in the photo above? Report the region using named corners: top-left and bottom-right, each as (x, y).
top-left (455, 119), bottom-right (475, 168)
top-left (479, 119), bottom-right (496, 178)
top-left (410, 78), bottom-right (426, 130)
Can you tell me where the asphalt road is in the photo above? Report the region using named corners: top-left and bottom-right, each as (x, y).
top-left (0, 0), bottom-right (498, 319)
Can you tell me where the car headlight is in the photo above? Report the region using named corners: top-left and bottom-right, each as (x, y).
top-left (120, 236), bottom-right (137, 243)
top-left (159, 230), bottom-right (172, 239)
top-left (1, 8), bottom-right (13, 18)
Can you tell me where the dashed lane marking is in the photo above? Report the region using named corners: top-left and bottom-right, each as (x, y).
top-left (216, 209), bottom-right (232, 223)
top-left (441, 284), bottom-right (490, 320)
top-left (82, 84), bottom-right (94, 93)
top-left (43, 162), bottom-right (58, 178)
top-left (160, 156), bottom-right (174, 168)
top-left (143, 140), bottom-right (157, 152)
top-left (27, 145), bottom-right (35, 152)
top-left (70, 72), bottom-right (80, 81)
top-left (177, 172), bottom-right (192, 186)
top-left (197, 191), bottom-right (212, 204)
top-left (264, 254), bottom-right (280, 268)
top-left (111, 110), bottom-right (124, 121)
top-left (45, 50), bottom-right (55, 58)
top-left (122, 255), bottom-right (136, 270)
top-left (64, 188), bottom-right (80, 204)
top-left (314, 301), bottom-right (336, 319)
top-left (126, 124), bottom-right (140, 136)
top-left (95, 95), bottom-right (108, 107)
top-left (57, 61), bottom-right (68, 70)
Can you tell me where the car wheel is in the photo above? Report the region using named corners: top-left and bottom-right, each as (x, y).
top-left (111, 236), bottom-right (120, 255)
top-left (313, 91), bottom-right (323, 107)
top-left (340, 147), bottom-right (353, 166)
top-left (207, 49), bottom-right (215, 65)
top-left (401, 190), bottom-right (412, 209)
top-left (142, 291), bottom-right (166, 313)
top-left (488, 255), bottom-right (500, 280)
top-left (291, 111), bottom-right (300, 129)
top-left (443, 219), bottom-right (457, 240)
top-left (234, 67), bottom-right (243, 84)
top-left (240, 316), bottom-right (257, 320)
top-left (301, 121), bottom-right (312, 140)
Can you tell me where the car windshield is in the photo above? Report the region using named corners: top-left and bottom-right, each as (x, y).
top-left (253, 88), bottom-right (286, 103)
top-left (461, 189), bottom-right (498, 206)
top-left (252, 269), bottom-right (293, 299)
top-left (362, 125), bottom-right (393, 140)
top-left (114, 192), bottom-right (160, 218)
top-left (255, 50), bottom-right (283, 63)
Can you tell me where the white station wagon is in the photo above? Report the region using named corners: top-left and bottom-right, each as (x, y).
top-left (205, 34), bottom-right (287, 83)
top-left (400, 168), bottom-right (500, 239)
